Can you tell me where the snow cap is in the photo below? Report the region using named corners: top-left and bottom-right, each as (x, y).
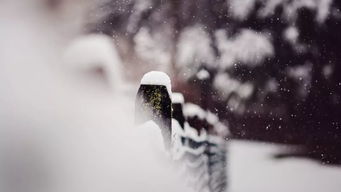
top-left (140, 71), bottom-right (172, 95)
top-left (172, 92), bottom-right (185, 104)
top-left (183, 103), bottom-right (206, 120)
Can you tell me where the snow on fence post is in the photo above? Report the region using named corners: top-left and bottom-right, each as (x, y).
top-left (172, 92), bottom-right (186, 129)
top-left (135, 72), bottom-right (228, 192)
top-left (135, 71), bottom-right (172, 149)
top-left (183, 103), bottom-right (229, 192)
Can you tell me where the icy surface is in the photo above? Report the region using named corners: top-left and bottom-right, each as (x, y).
top-left (140, 71), bottom-right (172, 95)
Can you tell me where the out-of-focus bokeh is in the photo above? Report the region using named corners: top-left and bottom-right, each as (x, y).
top-left (1, 0), bottom-right (341, 192)
top-left (93, 0), bottom-right (341, 163)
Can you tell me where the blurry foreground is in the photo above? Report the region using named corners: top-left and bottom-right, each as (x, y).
top-left (0, 1), bottom-right (194, 192)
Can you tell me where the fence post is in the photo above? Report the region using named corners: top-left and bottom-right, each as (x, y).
top-left (135, 71), bottom-right (172, 149)
top-left (172, 92), bottom-right (186, 129)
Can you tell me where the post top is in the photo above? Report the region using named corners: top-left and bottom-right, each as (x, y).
top-left (140, 71), bottom-right (171, 95)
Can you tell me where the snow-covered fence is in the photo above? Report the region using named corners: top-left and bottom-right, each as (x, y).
top-left (135, 72), bottom-right (228, 192)
top-left (135, 71), bottom-right (172, 149)
top-left (171, 95), bottom-right (228, 192)
top-left (181, 103), bottom-right (228, 192)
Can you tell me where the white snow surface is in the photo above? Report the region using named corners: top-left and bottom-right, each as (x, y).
top-left (172, 92), bottom-right (185, 104)
top-left (171, 119), bottom-right (185, 160)
top-left (206, 111), bottom-right (230, 136)
top-left (140, 71), bottom-right (172, 95)
top-left (138, 120), bottom-right (166, 152)
top-left (229, 140), bottom-right (341, 192)
top-left (183, 103), bottom-right (207, 120)
top-left (184, 123), bottom-right (208, 143)
top-left (183, 103), bottom-right (230, 136)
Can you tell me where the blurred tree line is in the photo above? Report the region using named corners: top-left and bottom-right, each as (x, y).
top-left (92, 0), bottom-right (341, 162)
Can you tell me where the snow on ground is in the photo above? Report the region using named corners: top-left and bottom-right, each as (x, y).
top-left (229, 141), bottom-right (341, 192)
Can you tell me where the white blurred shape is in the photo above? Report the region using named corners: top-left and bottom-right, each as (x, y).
top-left (172, 92), bottom-right (185, 104)
top-left (134, 27), bottom-right (172, 68)
top-left (215, 29), bottom-right (274, 69)
top-left (196, 69), bottom-right (210, 80)
top-left (63, 34), bottom-right (123, 91)
top-left (287, 63), bottom-right (313, 97)
top-left (284, 26), bottom-right (299, 43)
top-left (323, 64), bottom-right (333, 79)
top-left (176, 25), bottom-right (216, 78)
top-left (0, 1), bottom-right (195, 192)
top-left (228, 0), bottom-right (256, 20)
top-left (183, 103), bottom-right (207, 120)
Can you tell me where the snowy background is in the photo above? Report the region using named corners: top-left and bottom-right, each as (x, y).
top-left (94, 0), bottom-right (341, 164)
top-left (1, 0), bottom-right (341, 192)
